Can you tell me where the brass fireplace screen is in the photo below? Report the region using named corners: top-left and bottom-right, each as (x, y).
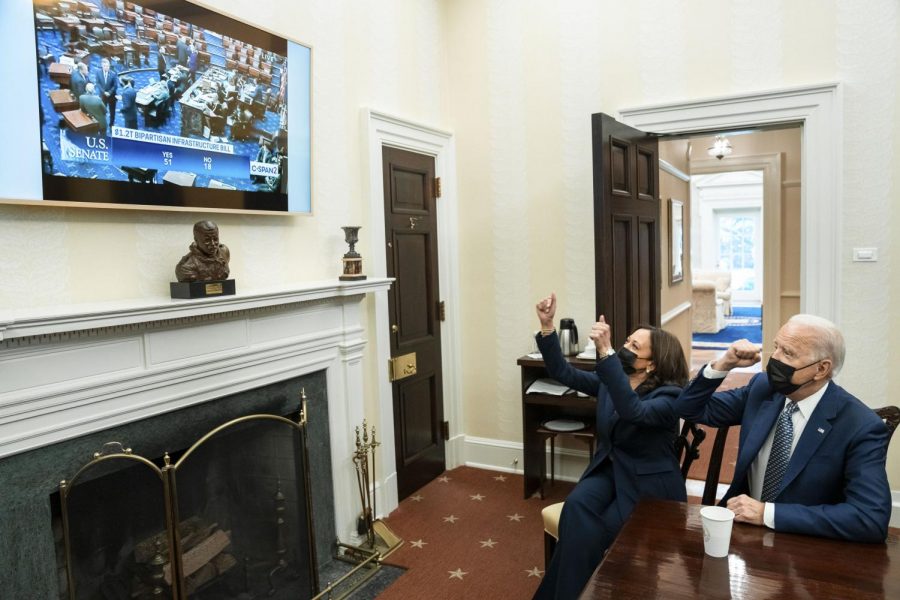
top-left (58, 400), bottom-right (318, 600)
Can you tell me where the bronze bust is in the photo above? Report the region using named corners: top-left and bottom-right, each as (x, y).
top-left (175, 221), bottom-right (231, 282)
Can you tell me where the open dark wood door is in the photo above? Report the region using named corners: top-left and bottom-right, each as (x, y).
top-left (382, 146), bottom-right (446, 500)
top-left (592, 113), bottom-right (661, 345)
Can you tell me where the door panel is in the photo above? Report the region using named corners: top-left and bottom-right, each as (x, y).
top-left (399, 376), bottom-right (438, 460)
top-left (395, 233), bottom-right (431, 342)
top-left (382, 146), bottom-right (445, 501)
top-left (593, 113), bottom-right (661, 344)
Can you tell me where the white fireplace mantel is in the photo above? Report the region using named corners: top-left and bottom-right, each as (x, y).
top-left (0, 278), bottom-right (392, 342)
top-left (0, 278), bottom-right (392, 542)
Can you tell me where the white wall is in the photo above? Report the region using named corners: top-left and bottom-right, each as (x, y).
top-left (2, 0), bottom-right (899, 500)
top-left (444, 0), bottom-right (900, 494)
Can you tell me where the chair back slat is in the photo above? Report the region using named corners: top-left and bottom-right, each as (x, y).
top-left (675, 421), bottom-right (706, 480)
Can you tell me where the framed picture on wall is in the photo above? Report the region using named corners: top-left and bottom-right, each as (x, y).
top-left (9, 0), bottom-right (312, 214)
top-left (669, 198), bottom-right (684, 284)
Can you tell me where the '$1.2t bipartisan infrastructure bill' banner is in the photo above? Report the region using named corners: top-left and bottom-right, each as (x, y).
top-left (59, 127), bottom-right (277, 191)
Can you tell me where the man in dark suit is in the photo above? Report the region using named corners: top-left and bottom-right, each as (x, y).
top-left (93, 58), bottom-right (118, 130)
top-left (176, 36), bottom-right (188, 67)
top-left (70, 62), bottom-right (89, 99)
top-left (676, 314), bottom-right (891, 542)
top-left (79, 83), bottom-right (107, 135)
top-left (119, 77), bottom-right (138, 129)
top-left (156, 46), bottom-right (168, 80)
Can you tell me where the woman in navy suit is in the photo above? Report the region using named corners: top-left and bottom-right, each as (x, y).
top-left (533, 293), bottom-right (689, 600)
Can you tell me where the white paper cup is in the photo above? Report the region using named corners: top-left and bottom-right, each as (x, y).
top-left (700, 506), bottom-right (735, 558)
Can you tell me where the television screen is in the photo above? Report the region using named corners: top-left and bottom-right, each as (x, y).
top-left (18, 0), bottom-right (311, 213)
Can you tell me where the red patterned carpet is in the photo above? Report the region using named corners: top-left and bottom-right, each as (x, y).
top-left (379, 466), bottom-right (573, 599)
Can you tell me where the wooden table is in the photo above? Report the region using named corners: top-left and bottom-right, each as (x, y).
top-left (48, 62), bottom-right (73, 86)
top-left (580, 499), bottom-right (900, 599)
top-left (49, 89), bottom-right (78, 112)
top-left (62, 109), bottom-right (99, 134)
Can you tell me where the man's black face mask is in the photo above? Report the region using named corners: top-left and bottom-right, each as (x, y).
top-left (766, 357), bottom-right (820, 396)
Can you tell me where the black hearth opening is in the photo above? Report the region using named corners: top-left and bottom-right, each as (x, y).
top-left (53, 410), bottom-right (318, 600)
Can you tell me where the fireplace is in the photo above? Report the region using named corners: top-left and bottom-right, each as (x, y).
top-left (0, 279), bottom-right (392, 599)
top-left (55, 382), bottom-right (323, 599)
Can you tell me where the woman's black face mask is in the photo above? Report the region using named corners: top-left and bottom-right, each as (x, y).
top-left (617, 347), bottom-right (651, 375)
top-left (766, 357), bottom-right (820, 396)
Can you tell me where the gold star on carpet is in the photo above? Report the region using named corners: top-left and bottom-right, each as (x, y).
top-left (479, 538), bottom-right (497, 548)
top-left (410, 539), bottom-right (427, 548)
top-left (493, 475), bottom-right (507, 482)
top-left (438, 476), bottom-right (451, 483)
top-left (410, 494), bottom-right (424, 502)
top-left (470, 493), bottom-right (485, 501)
top-left (506, 513), bottom-right (524, 522)
top-left (525, 567), bottom-right (544, 578)
top-left (448, 568), bottom-right (467, 580)
top-left (443, 515), bottom-right (459, 523)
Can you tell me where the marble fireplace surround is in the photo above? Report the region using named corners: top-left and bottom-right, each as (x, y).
top-left (0, 279), bottom-right (393, 569)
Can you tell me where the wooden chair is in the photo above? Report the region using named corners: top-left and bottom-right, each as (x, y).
top-left (875, 406), bottom-right (900, 448)
top-left (541, 421), bottom-right (729, 568)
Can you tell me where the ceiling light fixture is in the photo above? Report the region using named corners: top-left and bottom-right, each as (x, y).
top-left (707, 136), bottom-right (733, 160)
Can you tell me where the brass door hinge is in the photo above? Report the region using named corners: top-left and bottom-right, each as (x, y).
top-left (434, 177), bottom-right (442, 199)
top-left (441, 420), bottom-right (450, 441)
top-left (438, 300), bottom-right (446, 322)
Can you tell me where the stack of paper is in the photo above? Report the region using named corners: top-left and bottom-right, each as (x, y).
top-left (526, 378), bottom-right (572, 395)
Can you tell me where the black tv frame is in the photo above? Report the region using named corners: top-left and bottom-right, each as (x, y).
top-left (34, 0), bottom-right (306, 214)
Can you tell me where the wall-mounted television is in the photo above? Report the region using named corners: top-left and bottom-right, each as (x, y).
top-left (2, 0), bottom-right (311, 213)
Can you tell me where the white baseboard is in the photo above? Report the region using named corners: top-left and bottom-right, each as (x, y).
top-left (892, 491), bottom-right (900, 529)
top-left (463, 435), bottom-right (589, 483)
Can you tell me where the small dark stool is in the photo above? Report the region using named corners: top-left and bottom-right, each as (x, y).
top-left (536, 422), bottom-right (595, 499)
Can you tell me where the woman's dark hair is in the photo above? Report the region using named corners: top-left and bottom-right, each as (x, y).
top-left (631, 323), bottom-right (689, 393)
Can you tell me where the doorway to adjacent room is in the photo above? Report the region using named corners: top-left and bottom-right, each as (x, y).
top-left (690, 169), bottom-right (764, 354)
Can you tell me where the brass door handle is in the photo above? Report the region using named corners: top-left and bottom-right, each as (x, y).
top-left (389, 352), bottom-right (417, 381)
top-left (391, 324), bottom-right (399, 333)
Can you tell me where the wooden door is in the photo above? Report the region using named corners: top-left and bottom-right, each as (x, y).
top-left (592, 113), bottom-right (661, 344)
top-left (382, 146), bottom-right (446, 500)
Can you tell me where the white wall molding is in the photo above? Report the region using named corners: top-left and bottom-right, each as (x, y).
top-left (661, 301), bottom-right (692, 325)
top-left (0, 279), bottom-right (391, 544)
top-left (363, 108), bottom-right (462, 515)
top-left (620, 82), bottom-right (842, 325)
top-left (660, 158), bottom-right (691, 182)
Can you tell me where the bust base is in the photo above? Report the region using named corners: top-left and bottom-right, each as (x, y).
top-left (170, 279), bottom-right (236, 299)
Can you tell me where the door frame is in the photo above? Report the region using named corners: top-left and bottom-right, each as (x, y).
top-left (691, 155), bottom-right (781, 360)
top-left (620, 82), bottom-right (841, 326)
top-left (363, 108), bottom-right (461, 517)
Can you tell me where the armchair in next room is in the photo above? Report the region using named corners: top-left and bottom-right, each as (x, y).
top-left (693, 269), bottom-right (732, 316)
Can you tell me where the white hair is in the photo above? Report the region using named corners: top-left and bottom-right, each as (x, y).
top-left (787, 314), bottom-right (846, 375)
top-left (85, 82), bottom-right (95, 94)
